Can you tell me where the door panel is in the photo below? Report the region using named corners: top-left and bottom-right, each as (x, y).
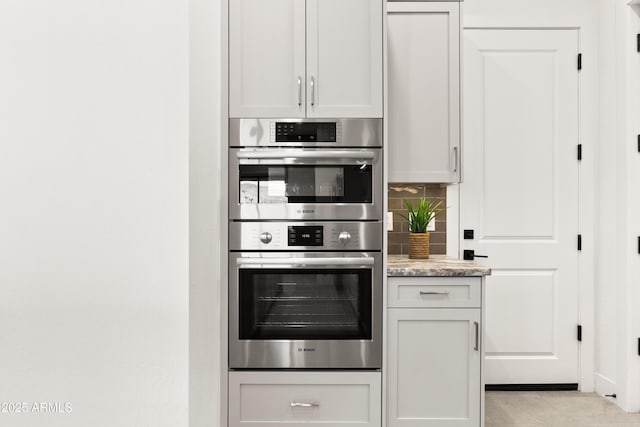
top-left (461, 29), bottom-right (579, 384)
top-left (306, 0), bottom-right (383, 118)
top-left (485, 271), bottom-right (555, 354)
top-left (482, 50), bottom-right (556, 238)
top-left (229, 0), bottom-right (306, 118)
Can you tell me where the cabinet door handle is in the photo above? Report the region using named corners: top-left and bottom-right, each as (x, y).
top-left (310, 76), bottom-right (315, 107)
top-left (453, 146), bottom-right (459, 173)
top-left (291, 401), bottom-right (320, 408)
top-left (297, 76), bottom-right (302, 107)
top-left (474, 321), bottom-right (479, 351)
top-left (419, 291), bottom-right (450, 295)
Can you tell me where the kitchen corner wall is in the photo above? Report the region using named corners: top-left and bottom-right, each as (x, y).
top-left (387, 183), bottom-right (447, 255)
top-left (0, 2), bottom-right (189, 426)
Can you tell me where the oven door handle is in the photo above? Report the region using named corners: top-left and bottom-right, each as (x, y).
top-left (235, 150), bottom-right (376, 160)
top-left (236, 257), bottom-right (375, 266)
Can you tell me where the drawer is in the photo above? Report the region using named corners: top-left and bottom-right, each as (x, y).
top-left (229, 371), bottom-right (381, 427)
top-left (387, 276), bottom-right (481, 308)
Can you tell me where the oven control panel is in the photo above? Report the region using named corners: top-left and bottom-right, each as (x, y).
top-left (229, 118), bottom-right (382, 148)
top-left (229, 222), bottom-right (382, 251)
top-left (272, 122), bottom-right (338, 143)
top-left (288, 226), bottom-right (323, 246)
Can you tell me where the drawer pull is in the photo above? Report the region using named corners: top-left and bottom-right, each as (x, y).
top-left (290, 401), bottom-right (320, 408)
top-left (419, 291), bottom-right (450, 295)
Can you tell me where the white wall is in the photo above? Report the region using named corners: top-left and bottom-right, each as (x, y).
top-left (464, 0), bottom-right (597, 26)
top-left (595, 0), bottom-right (640, 412)
top-left (0, 1), bottom-right (189, 426)
top-left (189, 0), bottom-right (224, 425)
top-left (594, 0), bottom-right (619, 399)
top-left (626, 4), bottom-right (640, 410)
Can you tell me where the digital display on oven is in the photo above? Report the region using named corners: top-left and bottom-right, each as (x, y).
top-left (275, 122), bottom-right (336, 142)
top-left (288, 226), bottom-right (323, 246)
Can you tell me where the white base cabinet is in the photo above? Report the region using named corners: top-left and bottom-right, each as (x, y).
top-left (387, 277), bottom-right (484, 427)
top-left (229, 371), bottom-right (381, 427)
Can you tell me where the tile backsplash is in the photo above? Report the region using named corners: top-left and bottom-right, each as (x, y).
top-left (388, 183), bottom-right (447, 255)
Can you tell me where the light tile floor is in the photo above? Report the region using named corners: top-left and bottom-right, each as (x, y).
top-left (486, 391), bottom-right (640, 426)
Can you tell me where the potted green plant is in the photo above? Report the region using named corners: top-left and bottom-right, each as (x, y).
top-left (402, 197), bottom-right (445, 259)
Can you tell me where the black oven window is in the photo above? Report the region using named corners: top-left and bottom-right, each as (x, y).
top-left (238, 268), bottom-right (373, 340)
top-left (238, 165), bottom-right (372, 204)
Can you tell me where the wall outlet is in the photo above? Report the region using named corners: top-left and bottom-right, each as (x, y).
top-left (427, 218), bottom-right (436, 232)
top-left (387, 212), bottom-right (393, 231)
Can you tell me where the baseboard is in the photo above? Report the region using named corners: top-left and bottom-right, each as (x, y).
top-left (594, 372), bottom-right (616, 397)
top-left (485, 383), bottom-right (579, 391)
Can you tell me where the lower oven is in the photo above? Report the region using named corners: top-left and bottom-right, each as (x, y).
top-left (228, 222), bottom-right (382, 369)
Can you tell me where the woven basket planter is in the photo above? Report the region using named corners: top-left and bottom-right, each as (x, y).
top-left (408, 232), bottom-right (430, 259)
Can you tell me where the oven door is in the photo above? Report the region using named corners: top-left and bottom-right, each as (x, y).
top-left (229, 148), bottom-right (383, 220)
top-left (229, 252), bottom-right (382, 369)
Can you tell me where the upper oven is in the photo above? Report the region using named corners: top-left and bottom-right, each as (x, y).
top-left (229, 147), bottom-right (383, 221)
top-left (229, 118), bottom-right (382, 148)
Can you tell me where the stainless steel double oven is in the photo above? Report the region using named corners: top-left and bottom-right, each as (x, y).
top-left (229, 118), bottom-right (383, 370)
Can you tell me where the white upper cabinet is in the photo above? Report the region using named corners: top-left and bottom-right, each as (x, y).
top-left (229, 0), bottom-right (306, 118)
top-left (306, 0), bottom-right (383, 118)
top-left (387, 2), bottom-right (461, 182)
top-left (230, 0), bottom-right (382, 118)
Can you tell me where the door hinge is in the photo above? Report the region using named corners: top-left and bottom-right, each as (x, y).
top-left (577, 325), bottom-right (582, 342)
top-left (578, 234), bottom-right (582, 251)
top-left (638, 338), bottom-right (640, 356)
top-left (637, 34), bottom-right (640, 52)
top-left (577, 53), bottom-right (582, 70)
top-left (577, 144), bottom-right (582, 161)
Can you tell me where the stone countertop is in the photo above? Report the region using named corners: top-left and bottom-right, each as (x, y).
top-left (387, 255), bottom-right (491, 277)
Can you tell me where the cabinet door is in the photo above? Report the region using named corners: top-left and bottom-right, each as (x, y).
top-left (387, 2), bottom-right (460, 182)
top-left (229, 0), bottom-right (306, 118)
top-left (387, 309), bottom-right (480, 427)
top-left (306, 0), bottom-right (383, 118)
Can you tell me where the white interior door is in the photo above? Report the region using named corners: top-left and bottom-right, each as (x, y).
top-left (460, 29), bottom-right (579, 384)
